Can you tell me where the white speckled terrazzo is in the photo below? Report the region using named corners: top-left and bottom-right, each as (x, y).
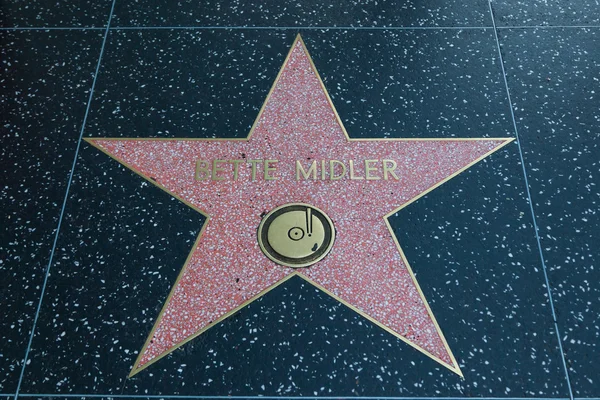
top-left (5, 3), bottom-right (596, 394)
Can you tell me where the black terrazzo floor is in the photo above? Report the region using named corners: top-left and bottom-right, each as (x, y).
top-left (1, 0), bottom-right (598, 399)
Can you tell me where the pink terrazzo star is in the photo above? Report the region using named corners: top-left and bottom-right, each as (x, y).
top-left (86, 35), bottom-right (512, 377)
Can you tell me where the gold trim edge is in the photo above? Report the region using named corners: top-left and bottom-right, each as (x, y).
top-left (82, 34), bottom-right (516, 379)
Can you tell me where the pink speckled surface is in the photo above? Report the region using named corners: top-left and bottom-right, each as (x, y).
top-left (89, 39), bottom-right (509, 374)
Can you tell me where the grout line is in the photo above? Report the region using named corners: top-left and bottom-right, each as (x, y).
top-left (16, 396), bottom-right (573, 400)
top-left (487, 1), bottom-right (575, 399)
top-left (109, 25), bottom-right (493, 30)
top-left (0, 27), bottom-right (105, 30)
top-left (110, 24), bottom-right (600, 30)
top-left (12, 1), bottom-right (118, 399)
top-left (2, 25), bottom-right (599, 32)
top-left (496, 25), bottom-right (600, 29)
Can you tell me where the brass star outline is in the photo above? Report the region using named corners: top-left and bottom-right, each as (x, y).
top-left (86, 34), bottom-right (513, 378)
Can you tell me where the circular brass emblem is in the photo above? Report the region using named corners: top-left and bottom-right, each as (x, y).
top-left (258, 203), bottom-right (335, 268)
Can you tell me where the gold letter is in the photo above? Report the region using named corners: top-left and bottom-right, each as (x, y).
top-left (230, 159), bottom-right (244, 180)
top-left (321, 160), bottom-right (326, 180)
top-left (382, 159), bottom-right (399, 180)
top-left (212, 160), bottom-right (226, 181)
top-left (296, 160), bottom-right (317, 180)
top-left (195, 160), bottom-right (210, 181)
top-left (264, 160), bottom-right (278, 180)
top-left (248, 160), bottom-right (262, 181)
top-left (349, 160), bottom-right (364, 180)
top-left (365, 159), bottom-right (380, 180)
top-left (330, 160), bottom-right (347, 180)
